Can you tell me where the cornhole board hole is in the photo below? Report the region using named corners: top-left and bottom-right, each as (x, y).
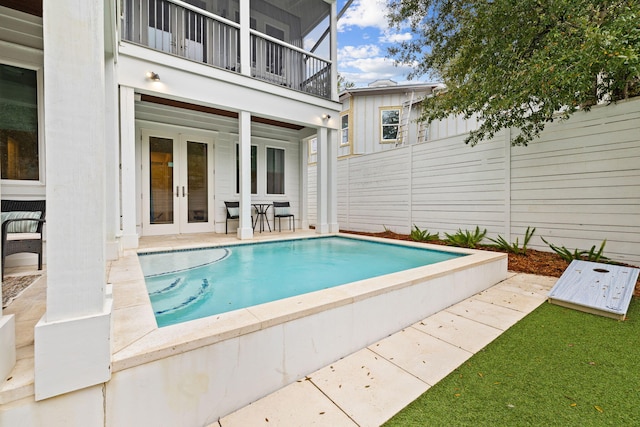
top-left (548, 260), bottom-right (639, 320)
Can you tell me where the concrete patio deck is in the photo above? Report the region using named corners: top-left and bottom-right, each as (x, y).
top-left (215, 272), bottom-right (557, 427)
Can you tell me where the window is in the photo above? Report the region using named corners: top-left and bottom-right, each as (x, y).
top-left (235, 144), bottom-right (257, 194)
top-left (380, 108), bottom-right (400, 142)
top-left (340, 114), bottom-right (349, 146)
top-left (0, 64), bottom-right (39, 181)
top-left (266, 147), bottom-right (284, 194)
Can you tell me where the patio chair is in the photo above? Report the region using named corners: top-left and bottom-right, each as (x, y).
top-left (1, 200), bottom-right (46, 278)
top-left (225, 201), bottom-right (254, 234)
top-left (273, 201), bottom-right (295, 232)
top-left (224, 201), bottom-right (239, 234)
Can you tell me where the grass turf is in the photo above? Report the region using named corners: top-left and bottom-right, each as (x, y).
top-left (384, 298), bottom-right (640, 426)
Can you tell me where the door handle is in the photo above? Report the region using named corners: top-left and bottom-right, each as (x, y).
top-left (176, 186), bottom-right (179, 197)
top-left (182, 186), bottom-right (186, 197)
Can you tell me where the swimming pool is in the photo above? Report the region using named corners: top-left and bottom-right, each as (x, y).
top-left (109, 233), bottom-right (507, 426)
top-left (139, 236), bottom-right (465, 327)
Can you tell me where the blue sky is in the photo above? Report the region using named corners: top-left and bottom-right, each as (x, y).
top-left (335, 0), bottom-right (425, 87)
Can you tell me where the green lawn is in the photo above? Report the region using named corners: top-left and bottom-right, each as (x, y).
top-left (385, 298), bottom-right (640, 426)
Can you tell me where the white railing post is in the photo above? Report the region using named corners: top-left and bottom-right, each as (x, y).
top-left (239, 0), bottom-right (251, 77)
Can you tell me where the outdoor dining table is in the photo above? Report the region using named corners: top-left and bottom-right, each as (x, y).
top-left (252, 203), bottom-right (271, 232)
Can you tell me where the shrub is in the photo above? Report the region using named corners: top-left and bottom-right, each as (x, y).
top-left (541, 237), bottom-right (609, 263)
top-left (410, 225), bottom-right (440, 242)
top-left (487, 226), bottom-right (536, 255)
top-left (444, 226), bottom-right (487, 248)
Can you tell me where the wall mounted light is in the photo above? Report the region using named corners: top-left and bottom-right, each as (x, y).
top-left (146, 71), bottom-right (160, 81)
top-left (321, 114), bottom-right (331, 120)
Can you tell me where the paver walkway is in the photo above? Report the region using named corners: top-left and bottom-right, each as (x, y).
top-left (213, 273), bottom-right (557, 427)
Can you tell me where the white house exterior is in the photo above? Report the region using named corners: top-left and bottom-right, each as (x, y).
top-left (0, 0), bottom-right (340, 421)
top-left (308, 80), bottom-right (440, 164)
top-left (307, 80), bottom-right (441, 223)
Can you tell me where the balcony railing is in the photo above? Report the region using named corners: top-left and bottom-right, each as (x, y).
top-left (121, 0), bottom-right (332, 99)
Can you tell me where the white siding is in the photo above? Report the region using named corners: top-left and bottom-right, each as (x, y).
top-left (337, 160), bottom-right (349, 228)
top-left (429, 114), bottom-right (480, 141)
top-left (510, 100), bottom-right (640, 264)
top-left (411, 131), bottom-right (508, 237)
top-left (338, 148), bottom-right (411, 233)
top-left (349, 91), bottom-right (428, 155)
top-left (319, 98), bottom-right (640, 264)
top-left (307, 164), bottom-right (317, 226)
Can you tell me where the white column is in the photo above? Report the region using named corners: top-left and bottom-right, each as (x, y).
top-left (239, 0), bottom-right (251, 77)
top-left (237, 111), bottom-right (254, 239)
top-left (316, 127), bottom-right (329, 233)
top-left (104, 55), bottom-right (120, 260)
top-left (119, 86), bottom-right (139, 249)
top-left (35, 0), bottom-right (112, 400)
top-left (327, 129), bottom-right (339, 232)
top-left (329, 1), bottom-right (338, 102)
top-left (299, 138), bottom-right (309, 229)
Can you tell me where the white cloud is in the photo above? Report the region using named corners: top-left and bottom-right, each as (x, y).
top-left (303, 37), bottom-right (317, 51)
top-left (379, 31), bottom-right (412, 44)
top-left (338, 44), bottom-right (381, 60)
top-left (336, 0), bottom-right (422, 86)
top-left (339, 56), bottom-right (416, 86)
top-left (338, 0), bottom-right (390, 32)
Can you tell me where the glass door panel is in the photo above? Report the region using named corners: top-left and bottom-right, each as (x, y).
top-left (186, 140), bottom-right (208, 223)
top-left (149, 136), bottom-right (175, 225)
top-left (142, 130), bottom-right (214, 236)
top-left (179, 135), bottom-right (214, 233)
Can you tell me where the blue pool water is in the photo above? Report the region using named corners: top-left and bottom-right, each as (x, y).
top-left (139, 236), bottom-right (465, 327)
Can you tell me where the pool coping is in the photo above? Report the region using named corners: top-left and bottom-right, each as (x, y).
top-left (109, 233), bottom-right (507, 373)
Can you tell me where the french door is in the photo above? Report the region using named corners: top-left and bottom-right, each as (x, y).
top-left (142, 130), bottom-right (214, 235)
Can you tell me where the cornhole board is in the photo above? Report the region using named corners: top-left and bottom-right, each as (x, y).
top-left (548, 260), bottom-right (639, 320)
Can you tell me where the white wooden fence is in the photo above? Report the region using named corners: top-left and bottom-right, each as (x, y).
top-left (309, 98), bottom-right (640, 265)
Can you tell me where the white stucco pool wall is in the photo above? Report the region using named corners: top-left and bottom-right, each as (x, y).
top-left (102, 234), bottom-right (507, 426)
top-left (1, 234), bottom-right (506, 425)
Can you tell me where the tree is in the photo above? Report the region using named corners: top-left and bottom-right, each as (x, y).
top-left (338, 73), bottom-right (356, 92)
top-left (387, 0), bottom-right (640, 146)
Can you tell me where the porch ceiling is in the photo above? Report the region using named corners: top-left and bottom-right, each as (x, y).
top-left (0, 0), bottom-right (41, 16)
top-left (263, 0), bottom-right (329, 37)
top-left (141, 94), bottom-right (305, 131)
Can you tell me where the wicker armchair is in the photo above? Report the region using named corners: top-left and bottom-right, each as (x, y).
top-left (1, 200), bottom-right (46, 278)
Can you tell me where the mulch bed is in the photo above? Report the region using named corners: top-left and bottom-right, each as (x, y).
top-left (341, 229), bottom-right (640, 297)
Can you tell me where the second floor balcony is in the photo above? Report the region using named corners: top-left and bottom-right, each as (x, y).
top-left (121, 0), bottom-right (334, 99)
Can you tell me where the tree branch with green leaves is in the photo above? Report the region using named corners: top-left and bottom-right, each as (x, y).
top-left (387, 0), bottom-right (640, 146)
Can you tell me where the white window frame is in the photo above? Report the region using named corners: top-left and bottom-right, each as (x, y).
top-left (380, 107), bottom-right (401, 144)
top-left (265, 145), bottom-right (285, 195)
top-left (340, 113), bottom-right (350, 146)
top-left (0, 54), bottom-right (46, 188)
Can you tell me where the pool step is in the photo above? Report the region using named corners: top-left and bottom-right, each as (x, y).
top-left (148, 277), bottom-right (183, 297)
top-left (154, 278), bottom-right (211, 316)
